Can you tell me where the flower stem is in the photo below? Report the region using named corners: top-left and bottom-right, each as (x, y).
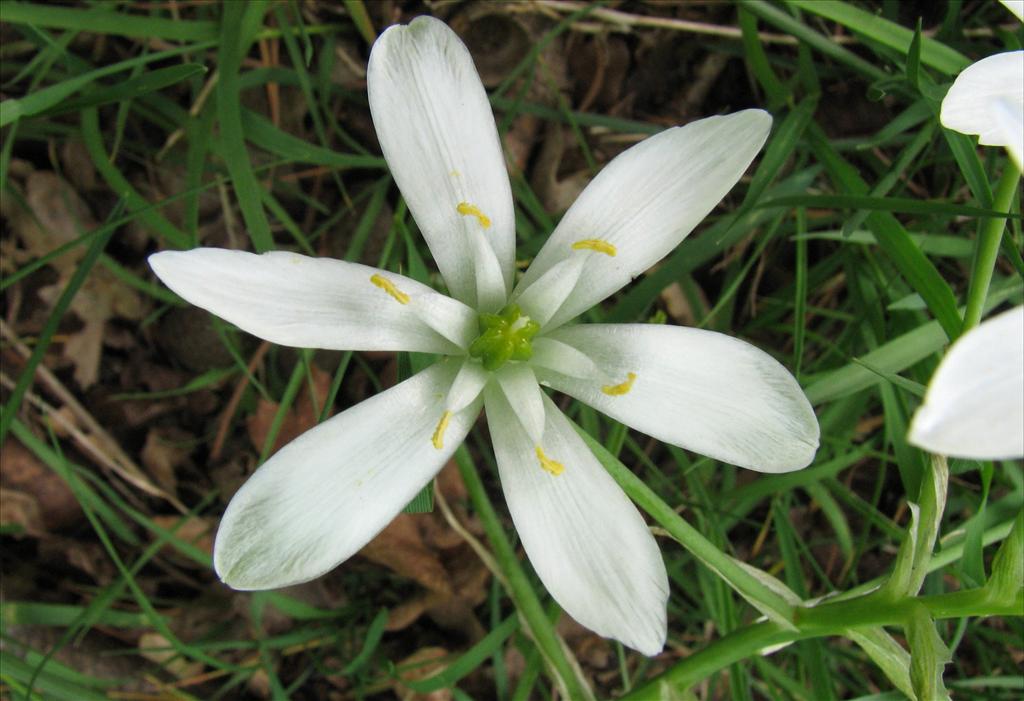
top-left (455, 448), bottom-right (594, 701)
top-left (621, 585), bottom-right (1023, 699)
top-left (962, 165), bottom-right (1021, 332)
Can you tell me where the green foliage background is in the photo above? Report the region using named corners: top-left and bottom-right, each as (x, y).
top-left (0, 1), bottom-right (1021, 700)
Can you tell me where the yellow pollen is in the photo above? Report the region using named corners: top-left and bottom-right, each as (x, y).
top-left (571, 238), bottom-right (617, 256)
top-left (535, 445), bottom-right (564, 476)
top-left (432, 411), bottom-right (452, 450)
top-left (370, 274), bottom-right (410, 304)
top-left (457, 201), bottom-right (491, 229)
top-left (601, 372), bottom-right (637, 396)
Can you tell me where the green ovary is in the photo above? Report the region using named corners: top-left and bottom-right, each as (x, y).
top-left (468, 304), bottom-right (541, 371)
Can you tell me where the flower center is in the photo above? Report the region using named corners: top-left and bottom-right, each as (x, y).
top-left (468, 304), bottom-right (540, 371)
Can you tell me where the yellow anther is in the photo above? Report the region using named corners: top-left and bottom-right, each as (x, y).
top-left (535, 445), bottom-right (564, 476)
top-left (457, 201), bottom-right (491, 229)
top-left (601, 372), bottom-right (637, 396)
top-left (370, 274), bottom-right (410, 305)
top-left (571, 238), bottom-right (617, 256)
top-left (432, 411), bottom-right (452, 450)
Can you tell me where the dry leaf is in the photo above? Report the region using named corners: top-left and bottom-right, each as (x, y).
top-left (6, 171), bottom-right (96, 274)
top-left (3, 169), bottom-right (144, 387)
top-left (0, 438), bottom-right (81, 532)
top-left (64, 540), bottom-right (116, 584)
top-left (138, 631), bottom-right (203, 680)
top-left (393, 646), bottom-right (452, 701)
top-left (361, 462), bottom-right (489, 636)
top-left (0, 488), bottom-right (46, 537)
top-left (531, 122), bottom-right (592, 213)
top-left (141, 426), bottom-right (194, 496)
top-left (38, 265), bottom-right (145, 388)
top-left (247, 363), bottom-right (333, 453)
top-left (151, 515), bottom-right (215, 562)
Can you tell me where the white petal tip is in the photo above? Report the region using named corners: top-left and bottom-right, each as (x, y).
top-left (147, 249), bottom-right (183, 277)
top-left (629, 623), bottom-right (668, 657)
top-left (741, 108), bottom-right (773, 133)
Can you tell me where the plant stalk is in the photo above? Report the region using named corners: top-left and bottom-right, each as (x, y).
top-left (962, 165), bottom-right (1021, 332)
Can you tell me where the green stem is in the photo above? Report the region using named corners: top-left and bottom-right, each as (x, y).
top-left (455, 448), bottom-right (593, 701)
top-left (622, 586), bottom-right (1023, 699)
top-left (962, 165), bottom-right (1021, 332)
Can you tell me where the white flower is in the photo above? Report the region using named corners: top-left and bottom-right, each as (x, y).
top-left (940, 4), bottom-right (1024, 171)
top-left (149, 16), bottom-right (819, 655)
top-left (909, 305), bottom-right (1024, 460)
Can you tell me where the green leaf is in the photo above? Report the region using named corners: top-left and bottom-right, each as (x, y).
top-left (807, 126), bottom-right (963, 340)
top-left (787, 0), bottom-right (970, 75)
top-left (795, 230), bottom-right (974, 258)
top-left (398, 616), bottom-right (519, 693)
top-left (217, 2), bottom-right (274, 252)
top-left (342, 0), bottom-right (377, 44)
top-left (881, 456), bottom-right (949, 599)
top-left (80, 107), bottom-right (189, 248)
top-left (37, 63), bottom-right (206, 118)
top-left (985, 509), bottom-right (1024, 605)
top-left (960, 463), bottom-right (993, 587)
top-left (905, 20), bottom-right (924, 91)
top-left (804, 482), bottom-right (854, 563)
top-left (0, 1), bottom-right (218, 42)
top-left (738, 6), bottom-right (789, 108)
top-left (906, 604), bottom-right (952, 701)
top-left (0, 47), bottom-right (212, 128)
top-left (743, 0), bottom-right (887, 82)
top-left (761, 194), bottom-right (1021, 221)
top-left (1, 602), bottom-right (151, 629)
top-left (241, 109), bottom-right (384, 170)
top-left (342, 608), bottom-right (389, 675)
top-left (847, 628), bottom-right (916, 700)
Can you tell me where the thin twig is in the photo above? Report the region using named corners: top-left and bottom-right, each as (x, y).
top-left (520, 0), bottom-right (1008, 44)
top-left (0, 370), bottom-right (185, 514)
top-left (1, 319), bottom-right (186, 513)
top-left (210, 340), bottom-right (270, 461)
top-left (434, 478), bottom-right (507, 589)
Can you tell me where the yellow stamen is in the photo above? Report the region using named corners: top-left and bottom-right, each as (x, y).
top-left (601, 372), bottom-right (637, 396)
top-left (571, 238), bottom-right (617, 256)
top-left (432, 411), bottom-right (452, 450)
top-left (370, 274), bottom-right (410, 305)
top-left (457, 201), bottom-right (491, 229)
top-left (535, 445), bottom-right (564, 476)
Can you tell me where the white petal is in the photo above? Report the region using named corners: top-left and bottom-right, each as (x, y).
top-left (468, 225), bottom-right (508, 313)
top-left (515, 111), bottom-right (771, 330)
top-left (999, 0), bottom-right (1024, 22)
top-left (531, 337), bottom-right (599, 379)
top-left (541, 324), bottom-right (819, 473)
top-left (150, 249), bottom-right (475, 353)
top-left (214, 361), bottom-right (481, 589)
top-left (409, 290), bottom-right (479, 350)
top-left (992, 97), bottom-right (1024, 173)
top-left (368, 16), bottom-right (514, 306)
top-left (495, 364), bottom-right (546, 443)
top-left (485, 386), bottom-right (668, 655)
top-left (512, 255), bottom-right (585, 328)
top-left (446, 359), bottom-right (489, 412)
top-left (909, 306), bottom-right (1024, 459)
top-left (941, 51), bottom-right (1024, 157)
